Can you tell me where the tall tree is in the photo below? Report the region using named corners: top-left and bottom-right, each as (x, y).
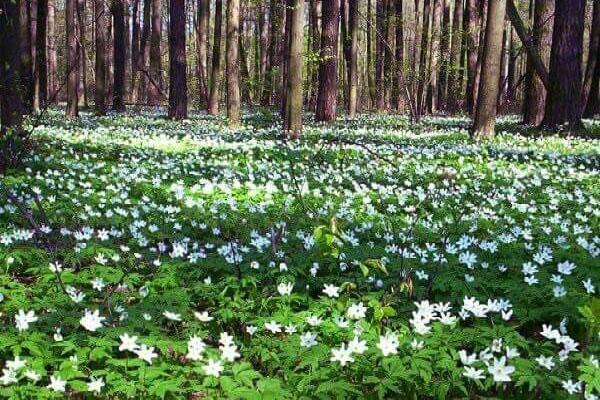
top-left (112, 0), bottom-right (126, 112)
top-left (521, 0), bottom-right (553, 125)
top-left (258, 3), bottom-right (269, 105)
top-left (130, 0), bottom-right (140, 102)
top-left (30, 0), bottom-right (38, 111)
top-left (394, 0), bottom-right (404, 112)
top-left (438, 0), bottom-right (451, 109)
top-left (283, 0), bottom-right (303, 138)
top-left (447, 0), bottom-right (464, 111)
top-left (197, 0), bottom-right (209, 109)
top-left (582, 0), bottom-right (600, 114)
top-left (375, 0), bottom-right (386, 112)
top-left (95, 0), bottom-right (107, 115)
top-left (148, 0), bottom-right (162, 105)
top-left (316, 0), bottom-right (340, 121)
top-left (168, 0), bottom-right (188, 119)
top-left (136, 0), bottom-right (151, 101)
top-left (307, 0), bottom-right (320, 108)
top-left (226, 0), bottom-right (241, 126)
top-left (417, 0), bottom-right (432, 116)
top-left (348, 0), bottom-right (359, 117)
top-left (428, 0), bottom-right (443, 113)
top-left (66, 0), bottom-right (79, 117)
top-left (584, 52), bottom-right (600, 117)
top-left (464, 0), bottom-right (478, 114)
top-left (19, 0), bottom-right (32, 112)
top-left (471, 0), bottom-right (506, 138)
top-left (541, 0), bottom-right (585, 132)
top-left (76, 0), bottom-right (87, 108)
top-left (35, 0), bottom-right (48, 109)
top-left (47, 0), bottom-right (57, 103)
top-left (208, 0), bottom-right (223, 115)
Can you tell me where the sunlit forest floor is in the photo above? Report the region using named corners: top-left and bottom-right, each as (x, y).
top-left (0, 109), bottom-right (599, 399)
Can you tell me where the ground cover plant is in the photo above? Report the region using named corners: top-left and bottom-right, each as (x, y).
top-left (0, 110), bottom-right (599, 399)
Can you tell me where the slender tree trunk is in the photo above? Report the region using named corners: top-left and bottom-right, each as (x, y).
top-left (447, 0), bottom-right (463, 111)
top-left (383, 0), bottom-right (393, 108)
top-left (438, 0), bottom-right (450, 110)
top-left (148, 0), bottom-right (162, 105)
top-left (47, 0), bottom-right (57, 103)
top-left (168, 0), bottom-right (187, 119)
top-left (66, 0), bottom-right (79, 117)
top-left (307, 0), bottom-right (321, 108)
top-left (584, 50), bottom-right (599, 117)
top-left (262, 0), bottom-right (282, 106)
top-left (522, 0), bottom-right (553, 125)
top-left (226, 0), bottom-right (240, 125)
top-left (130, 0), bottom-right (140, 102)
top-left (581, 0), bottom-right (599, 112)
top-left (112, 0), bottom-right (126, 111)
top-left (77, 0), bottom-right (88, 108)
top-left (30, 0), bottom-right (38, 111)
top-left (208, 0), bottom-right (223, 115)
top-left (348, 0), bottom-right (359, 117)
top-left (394, 0), bottom-right (404, 112)
top-left (316, 0), bottom-right (340, 121)
top-left (19, 0), bottom-right (33, 112)
top-left (0, 0), bottom-right (24, 134)
top-left (137, 0), bottom-right (150, 102)
top-left (473, 0), bottom-right (487, 112)
top-left (367, 0), bottom-right (375, 108)
top-left (238, 12), bottom-right (252, 105)
top-left (280, 1), bottom-right (292, 117)
top-left (95, 0), bottom-right (107, 114)
top-left (465, 0), bottom-right (478, 114)
top-left (375, 0), bottom-right (386, 112)
top-left (197, 0), bottom-right (209, 108)
top-left (283, 0), bottom-right (303, 138)
top-left (541, 0), bottom-right (585, 132)
top-left (36, 0), bottom-right (48, 109)
top-left (417, 0), bottom-right (431, 117)
top-left (258, 4), bottom-right (269, 105)
top-left (428, 0), bottom-right (442, 113)
top-left (472, 0), bottom-right (506, 138)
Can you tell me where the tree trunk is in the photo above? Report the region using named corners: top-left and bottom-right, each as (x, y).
top-left (375, 0), bottom-right (386, 112)
top-left (30, 0), bottom-right (38, 111)
top-left (521, 0), bottom-right (553, 125)
top-left (447, 0), bottom-right (463, 111)
top-left (283, 0), bottom-right (303, 138)
top-left (197, 0), bottom-right (209, 109)
top-left (316, 0), bottom-right (340, 121)
top-left (472, 0), bottom-right (487, 112)
top-left (465, 0), bottom-right (478, 114)
top-left (280, 1), bottom-right (292, 117)
top-left (66, 0), bottom-right (79, 117)
top-left (472, 0), bottom-right (506, 139)
top-left (428, 0), bottom-right (443, 113)
top-left (95, 0), bottom-right (107, 114)
top-left (417, 0), bottom-right (431, 117)
top-left (367, 0), bottom-right (375, 108)
top-left (76, 0), bottom-right (87, 108)
top-left (208, 0), bottom-right (223, 115)
top-left (0, 0), bottom-right (24, 132)
top-left (148, 0), bottom-right (162, 105)
top-left (394, 0), bottom-right (403, 112)
top-left (438, 0), bottom-right (450, 110)
top-left (36, 0), bottom-right (48, 109)
top-left (47, 0), bottom-right (57, 103)
top-left (19, 0), bottom-right (33, 112)
top-left (112, 0), bottom-right (126, 112)
top-left (348, 0), bottom-right (359, 117)
top-left (226, 0), bottom-right (241, 126)
top-left (541, 0), bottom-right (585, 132)
top-left (582, 0), bottom-right (599, 112)
top-left (584, 50), bottom-right (599, 117)
top-left (137, 0), bottom-right (150, 102)
top-left (307, 0), bottom-right (321, 108)
top-left (168, 0), bottom-right (187, 119)
top-left (258, 4), bottom-right (269, 105)
top-left (130, 0), bottom-right (140, 102)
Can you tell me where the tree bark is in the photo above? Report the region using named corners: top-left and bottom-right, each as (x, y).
top-left (582, 0), bottom-right (600, 112)
top-left (0, 0), bottom-right (24, 133)
top-left (112, 0), bottom-right (126, 112)
top-left (394, 0), bottom-right (403, 112)
top-left (36, 0), bottom-right (47, 109)
top-left (447, 0), bottom-right (463, 111)
top-left (438, 0), bottom-right (450, 110)
top-left (520, 0), bottom-right (553, 125)
top-left (541, 0), bottom-right (585, 132)
top-left (428, 0), bottom-right (443, 113)
top-left (30, 0), bottom-right (38, 111)
top-left (19, 0), bottom-right (33, 112)
top-left (283, 0), bottom-right (303, 138)
top-left (258, 4), bottom-right (269, 106)
top-left (208, 0), bottom-right (223, 115)
top-left (168, 0), bottom-right (187, 119)
top-left (464, 0), bottom-right (478, 114)
top-left (130, 0), bottom-right (140, 102)
top-left (95, 0), bottom-right (107, 114)
top-left (66, 0), bottom-right (79, 117)
top-left (137, 0), bottom-right (150, 102)
top-left (148, 0), bottom-right (162, 105)
top-left (226, 0), bottom-right (241, 126)
top-left (316, 0), bottom-right (340, 121)
top-left (472, 0), bottom-right (507, 139)
top-left (47, 0), bottom-right (57, 103)
top-left (417, 0), bottom-right (431, 117)
top-left (197, 0), bottom-right (209, 109)
top-left (76, 0), bottom-right (87, 108)
top-left (584, 50), bottom-right (599, 117)
top-left (348, 0), bottom-right (359, 117)
top-left (375, 0), bottom-right (386, 112)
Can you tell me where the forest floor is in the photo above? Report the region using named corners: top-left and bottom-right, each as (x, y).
top-left (0, 109), bottom-right (599, 399)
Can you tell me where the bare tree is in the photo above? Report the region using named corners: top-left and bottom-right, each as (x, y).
top-left (316, 0), bottom-right (340, 121)
top-left (208, 0), bottom-right (223, 115)
top-left (95, 0), bottom-right (107, 115)
top-left (283, 0), bottom-right (303, 138)
top-left (226, 0), bottom-right (241, 126)
top-left (66, 0), bottom-right (79, 117)
top-left (168, 0), bottom-right (188, 119)
top-left (148, 0), bottom-right (162, 105)
top-left (112, 0), bottom-right (126, 112)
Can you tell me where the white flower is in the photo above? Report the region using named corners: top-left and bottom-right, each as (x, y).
top-left (91, 277), bottom-right (106, 291)
top-left (203, 359), bottom-right (224, 377)
top-left (193, 311), bottom-right (214, 322)
top-left (306, 315), bottom-right (323, 326)
top-left (80, 309), bottom-right (105, 332)
top-left (163, 311), bottom-right (182, 321)
top-left (346, 302), bottom-right (367, 320)
top-left (187, 336), bottom-right (206, 361)
top-left (119, 333), bottom-right (140, 352)
top-left (277, 281), bottom-right (293, 296)
top-left (265, 320), bottom-right (282, 333)
top-left (463, 366), bottom-right (485, 380)
top-left (0, 369), bottom-right (17, 385)
top-left (135, 344), bottom-right (158, 364)
top-left (300, 332), bottom-right (318, 348)
top-left (220, 344), bottom-right (240, 362)
top-left (15, 309), bottom-right (38, 332)
top-left (246, 325), bottom-right (257, 335)
top-left (46, 375), bottom-right (67, 392)
top-left (24, 370), bottom-right (40, 382)
top-left (348, 337), bottom-right (368, 354)
top-left (330, 344), bottom-right (355, 366)
top-left (458, 350), bottom-right (477, 366)
top-left (561, 379), bottom-right (582, 395)
top-left (535, 355), bottom-right (554, 370)
top-left (487, 357), bottom-right (515, 382)
top-left (87, 377), bottom-right (105, 394)
top-left (557, 261), bottom-right (576, 275)
top-left (377, 333), bottom-right (399, 356)
top-left (322, 284), bottom-right (340, 298)
top-left (6, 356), bottom-right (26, 371)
